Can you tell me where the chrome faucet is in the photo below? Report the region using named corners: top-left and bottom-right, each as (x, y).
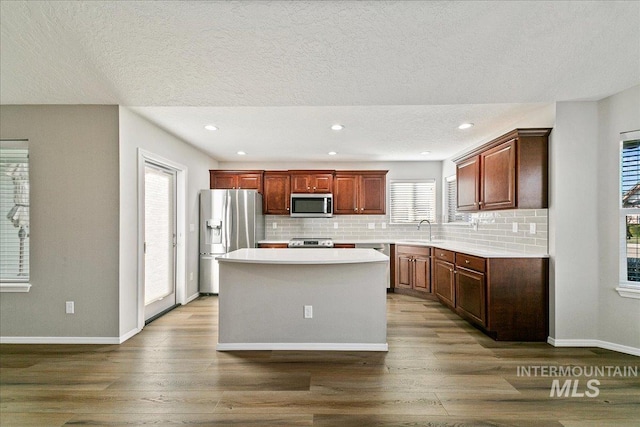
top-left (417, 219), bottom-right (432, 241)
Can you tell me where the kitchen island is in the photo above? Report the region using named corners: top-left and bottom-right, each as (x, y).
top-left (215, 248), bottom-right (389, 351)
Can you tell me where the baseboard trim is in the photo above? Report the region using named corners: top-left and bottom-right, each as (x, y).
top-left (0, 336), bottom-right (121, 344)
top-left (185, 292), bottom-right (201, 304)
top-left (548, 337), bottom-right (640, 357)
top-left (0, 328), bottom-right (142, 345)
top-left (118, 327), bottom-right (141, 344)
top-left (216, 342), bottom-right (389, 352)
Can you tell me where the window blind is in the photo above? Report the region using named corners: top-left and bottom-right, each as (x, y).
top-left (446, 177), bottom-right (471, 223)
top-left (621, 139), bottom-right (640, 208)
top-left (389, 180), bottom-right (436, 224)
top-left (0, 142), bottom-right (30, 282)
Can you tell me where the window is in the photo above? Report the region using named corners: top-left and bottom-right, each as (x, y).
top-left (389, 180), bottom-right (436, 224)
top-left (445, 175), bottom-right (471, 223)
top-left (0, 140), bottom-right (30, 291)
top-left (618, 130), bottom-right (640, 298)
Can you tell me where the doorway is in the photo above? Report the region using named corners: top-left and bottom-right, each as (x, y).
top-left (143, 161), bottom-right (178, 322)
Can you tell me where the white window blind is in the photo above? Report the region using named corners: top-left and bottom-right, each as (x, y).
top-left (620, 131), bottom-right (640, 286)
top-left (389, 180), bottom-right (436, 224)
top-left (446, 176), bottom-right (471, 223)
top-left (0, 141), bottom-right (30, 283)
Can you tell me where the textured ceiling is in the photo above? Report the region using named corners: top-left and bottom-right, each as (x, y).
top-left (1, 1), bottom-right (639, 161)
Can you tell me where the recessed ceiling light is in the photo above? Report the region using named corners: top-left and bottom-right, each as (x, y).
top-left (458, 123), bottom-right (474, 130)
top-left (328, 151), bottom-right (338, 156)
top-left (420, 151), bottom-right (431, 155)
top-left (237, 151), bottom-right (246, 156)
top-left (204, 125), bottom-right (218, 131)
top-left (331, 124), bottom-right (344, 131)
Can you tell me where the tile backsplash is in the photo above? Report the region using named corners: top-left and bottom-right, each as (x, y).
top-left (265, 209), bottom-right (548, 254)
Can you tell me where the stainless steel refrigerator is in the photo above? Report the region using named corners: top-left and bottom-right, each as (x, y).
top-left (199, 189), bottom-right (264, 294)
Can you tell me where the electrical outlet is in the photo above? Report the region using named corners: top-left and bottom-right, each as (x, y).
top-left (304, 305), bottom-right (313, 319)
top-left (368, 223), bottom-right (375, 230)
top-left (512, 222), bottom-right (518, 233)
top-left (189, 272), bottom-right (194, 281)
top-left (189, 223), bottom-right (195, 232)
top-left (529, 223), bottom-right (536, 234)
top-left (65, 301), bottom-right (74, 314)
top-left (272, 222), bottom-right (277, 229)
top-left (334, 222), bottom-right (338, 229)
top-left (381, 223), bottom-right (386, 229)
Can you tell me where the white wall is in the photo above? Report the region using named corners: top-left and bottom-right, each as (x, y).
top-left (596, 85), bottom-right (640, 350)
top-left (549, 102), bottom-right (600, 341)
top-left (549, 85), bottom-right (640, 354)
top-left (118, 107), bottom-right (218, 336)
top-left (0, 105), bottom-right (121, 339)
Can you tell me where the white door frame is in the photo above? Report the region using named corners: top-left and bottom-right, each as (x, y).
top-left (137, 148), bottom-right (187, 330)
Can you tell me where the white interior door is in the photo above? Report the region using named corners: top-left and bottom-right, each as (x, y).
top-left (144, 162), bottom-right (177, 322)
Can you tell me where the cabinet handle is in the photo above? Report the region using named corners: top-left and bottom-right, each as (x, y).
top-left (465, 260), bottom-right (470, 264)
top-left (307, 186), bottom-right (310, 190)
top-left (313, 186), bottom-right (317, 190)
top-left (449, 269), bottom-right (453, 272)
top-left (360, 208), bottom-right (364, 211)
top-left (286, 207), bottom-right (289, 211)
top-left (479, 201), bottom-right (484, 206)
top-left (354, 208), bottom-right (358, 212)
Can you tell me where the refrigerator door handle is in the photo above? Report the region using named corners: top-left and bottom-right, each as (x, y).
top-left (224, 193), bottom-right (231, 253)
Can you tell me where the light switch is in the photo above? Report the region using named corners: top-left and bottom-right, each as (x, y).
top-left (334, 222), bottom-right (339, 229)
top-left (529, 223), bottom-right (536, 234)
top-left (512, 222), bottom-right (518, 233)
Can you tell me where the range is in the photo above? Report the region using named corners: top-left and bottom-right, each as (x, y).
top-left (287, 237), bottom-right (334, 248)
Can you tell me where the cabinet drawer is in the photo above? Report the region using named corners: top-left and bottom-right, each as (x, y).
top-left (396, 245), bottom-right (431, 257)
top-left (455, 253), bottom-right (486, 272)
top-left (433, 249), bottom-right (455, 263)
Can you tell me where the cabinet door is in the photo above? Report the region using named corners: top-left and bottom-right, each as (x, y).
top-left (312, 174), bottom-right (333, 193)
top-left (413, 256), bottom-right (431, 293)
top-left (396, 254), bottom-right (413, 289)
top-left (455, 267), bottom-right (486, 326)
top-left (258, 243), bottom-right (288, 248)
top-left (263, 173), bottom-right (290, 215)
top-left (433, 259), bottom-right (455, 308)
top-left (291, 174), bottom-right (312, 193)
top-left (456, 156), bottom-right (480, 211)
top-left (359, 174), bottom-right (386, 214)
top-left (481, 139), bottom-right (516, 210)
top-left (210, 173), bottom-right (237, 189)
top-left (334, 174), bottom-right (359, 214)
top-left (237, 173), bottom-right (263, 192)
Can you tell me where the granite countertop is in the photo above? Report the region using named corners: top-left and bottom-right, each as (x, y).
top-left (217, 248), bottom-right (389, 264)
top-left (258, 239), bottom-right (548, 258)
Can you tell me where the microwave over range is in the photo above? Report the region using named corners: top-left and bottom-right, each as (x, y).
top-left (290, 193), bottom-right (333, 218)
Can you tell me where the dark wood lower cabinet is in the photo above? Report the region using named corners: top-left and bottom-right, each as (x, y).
top-left (394, 246), bottom-right (548, 342)
top-left (455, 267), bottom-right (486, 327)
top-left (433, 259), bottom-right (455, 308)
top-left (394, 245), bottom-right (431, 295)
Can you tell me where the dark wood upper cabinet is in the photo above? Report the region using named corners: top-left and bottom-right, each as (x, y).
top-left (210, 170), bottom-right (263, 193)
top-left (454, 128), bottom-right (550, 211)
top-left (289, 171), bottom-right (334, 193)
top-left (263, 172), bottom-right (290, 215)
top-left (480, 139), bottom-right (516, 210)
top-left (456, 156), bottom-right (480, 212)
top-left (334, 171), bottom-right (387, 215)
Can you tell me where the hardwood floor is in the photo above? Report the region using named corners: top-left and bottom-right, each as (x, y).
top-left (1, 294), bottom-right (638, 426)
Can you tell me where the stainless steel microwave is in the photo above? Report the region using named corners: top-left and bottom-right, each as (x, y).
top-left (290, 193), bottom-right (333, 218)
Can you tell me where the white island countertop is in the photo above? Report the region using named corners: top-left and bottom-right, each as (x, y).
top-left (216, 248), bottom-right (389, 265)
